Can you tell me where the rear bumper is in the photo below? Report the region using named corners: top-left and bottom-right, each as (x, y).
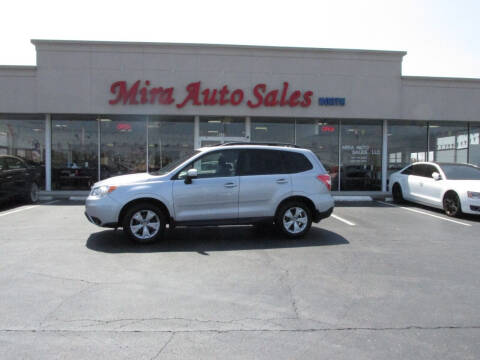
top-left (313, 207), bottom-right (333, 223)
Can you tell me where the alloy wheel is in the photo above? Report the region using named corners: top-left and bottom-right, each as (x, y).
top-left (129, 210), bottom-right (161, 240)
top-left (282, 206), bottom-right (308, 234)
top-left (444, 195), bottom-right (460, 217)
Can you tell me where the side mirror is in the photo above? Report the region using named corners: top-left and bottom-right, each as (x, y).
top-left (432, 172), bottom-right (441, 181)
top-left (184, 168), bottom-right (198, 184)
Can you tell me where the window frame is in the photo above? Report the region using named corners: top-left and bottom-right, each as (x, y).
top-left (173, 149), bottom-right (240, 180)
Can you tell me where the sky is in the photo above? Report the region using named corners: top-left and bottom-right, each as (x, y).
top-left (1, 0), bottom-right (479, 78)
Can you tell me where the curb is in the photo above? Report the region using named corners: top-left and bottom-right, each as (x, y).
top-left (333, 196), bottom-right (373, 202)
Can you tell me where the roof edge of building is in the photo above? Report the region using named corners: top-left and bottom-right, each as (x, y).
top-left (30, 39), bottom-right (407, 57)
top-left (402, 75), bottom-right (480, 83)
top-left (0, 65), bottom-right (37, 70)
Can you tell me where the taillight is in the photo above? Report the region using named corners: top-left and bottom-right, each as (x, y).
top-left (317, 174), bottom-right (331, 191)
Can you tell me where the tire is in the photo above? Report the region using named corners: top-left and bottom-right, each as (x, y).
top-left (23, 182), bottom-right (39, 203)
top-left (275, 201), bottom-right (312, 239)
top-left (122, 203), bottom-right (166, 244)
top-left (443, 192), bottom-right (462, 217)
top-left (392, 183), bottom-right (404, 204)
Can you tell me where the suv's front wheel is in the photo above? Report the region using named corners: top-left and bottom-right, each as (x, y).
top-left (275, 201), bottom-right (312, 238)
top-left (122, 203), bottom-right (166, 243)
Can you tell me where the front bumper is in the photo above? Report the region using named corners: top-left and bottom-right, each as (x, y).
top-left (462, 197), bottom-right (480, 215)
top-left (85, 195), bottom-right (121, 227)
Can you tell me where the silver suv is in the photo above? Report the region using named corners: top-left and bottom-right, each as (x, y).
top-left (85, 143), bottom-right (334, 243)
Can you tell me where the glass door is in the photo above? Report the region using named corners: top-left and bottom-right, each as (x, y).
top-left (198, 116), bottom-right (249, 147)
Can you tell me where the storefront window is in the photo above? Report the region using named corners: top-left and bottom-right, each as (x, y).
top-left (200, 116), bottom-right (245, 138)
top-left (148, 116), bottom-right (194, 172)
top-left (0, 114), bottom-right (45, 189)
top-left (340, 120), bottom-right (382, 191)
top-left (428, 122), bottom-right (468, 163)
top-left (387, 121), bottom-right (427, 177)
top-left (251, 117), bottom-right (294, 144)
top-left (100, 115), bottom-right (146, 179)
top-left (295, 119), bottom-right (339, 190)
top-left (51, 115), bottom-right (98, 190)
top-left (469, 123), bottom-right (480, 166)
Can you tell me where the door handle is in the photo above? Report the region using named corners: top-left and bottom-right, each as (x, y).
top-left (224, 182), bottom-right (237, 188)
top-left (276, 178), bottom-right (288, 184)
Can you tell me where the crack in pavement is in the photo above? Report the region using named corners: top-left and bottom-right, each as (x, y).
top-left (39, 283), bottom-right (100, 328)
top-left (44, 316), bottom-right (305, 330)
top-left (150, 332), bottom-right (175, 360)
top-left (27, 271), bottom-right (120, 285)
top-left (261, 251), bottom-right (300, 319)
top-left (1, 325), bottom-right (480, 334)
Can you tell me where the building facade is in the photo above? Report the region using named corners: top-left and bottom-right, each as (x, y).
top-left (1, 40), bottom-right (479, 193)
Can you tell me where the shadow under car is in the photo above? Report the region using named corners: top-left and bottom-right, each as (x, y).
top-left (86, 225), bottom-right (349, 254)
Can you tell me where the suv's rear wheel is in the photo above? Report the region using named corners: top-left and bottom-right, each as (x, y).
top-left (275, 201), bottom-right (312, 238)
top-left (122, 203), bottom-right (166, 243)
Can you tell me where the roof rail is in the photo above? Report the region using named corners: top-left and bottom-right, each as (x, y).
top-left (220, 142), bottom-right (300, 148)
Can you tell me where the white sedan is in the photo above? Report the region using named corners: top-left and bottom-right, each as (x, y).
top-left (389, 162), bottom-right (480, 217)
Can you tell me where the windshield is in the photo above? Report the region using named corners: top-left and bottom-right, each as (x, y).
top-left (440, 164), bottom-right (480, 180)
top-left (151, 151), bottom-right (201, 176)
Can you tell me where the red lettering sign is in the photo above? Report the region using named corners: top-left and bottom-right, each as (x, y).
top-left (108, 80), bottom-right (313, 109)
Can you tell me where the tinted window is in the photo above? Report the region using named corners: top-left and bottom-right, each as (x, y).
top-left (423, 165), bottom-right (439, 178)
top-left (410, 164), bottom-right (425, 176)
top-left (239, 150), bottom-right (284, 175)
top-left (178, 150), bottom-right (239, 179)
top-left (401, 165), bottom-right (413, 175)
top-left (154, 151), bottom-right (200, 175)
top-left (440, 164), bottom-right (480, 180)
top-left (283, 152), bottom-right (313, 173)
top-left (5, 157), bottom-right (25, 170)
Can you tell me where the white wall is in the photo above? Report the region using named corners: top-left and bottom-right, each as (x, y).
top-left (0, 40), bottom-right (479, 124)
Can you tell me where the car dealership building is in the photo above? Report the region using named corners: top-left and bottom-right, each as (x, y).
top-left (1, 39), bottom-right (479, 194)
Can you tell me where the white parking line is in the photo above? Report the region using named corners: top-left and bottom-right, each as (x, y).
top-left (376, 201), bottom-right (472, 227)
top-left (331, 214), bottom-right (356, 226)
top-left (0, 200), bottom-right (59, 217)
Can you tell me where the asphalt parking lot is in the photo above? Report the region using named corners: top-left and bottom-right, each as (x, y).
top-left (1, 199), bottom-right (479, 359)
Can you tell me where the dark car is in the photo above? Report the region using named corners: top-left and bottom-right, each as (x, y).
top-left (0, 155), bottom-right (42, 203)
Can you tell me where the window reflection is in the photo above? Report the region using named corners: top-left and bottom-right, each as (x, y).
top-left (148, 116), bottom-right (194, 172)
top-left (251, 117), bottom-right (294, 144)
top-left (296, 119), bottom-right (339, 190)
top-left (469, 125), bottom-right (480, 166)
top-left (428, 122), bottom-right (468, 163)
top-left (387, 121), bottom-right (428, 177)
top-left (200, 117), bottom-right (245, 138)
top-left (52, 116), bottom-right (98, 190)
top-left (100, 115), bottom-right (146, 179)
top-left (0, 114), bottom-right (45, 189)
top-left (340, 121), bottom-right (382, 191)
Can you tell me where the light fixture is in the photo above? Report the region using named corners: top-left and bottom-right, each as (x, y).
top-left (208, 120), bottom-right (222, 123)
top-left (32, 128), bottom-right (42, 132)
top-left (255, 126), bottom-right (267, 131)
top-left (99, 118), bottom-right (112, 122)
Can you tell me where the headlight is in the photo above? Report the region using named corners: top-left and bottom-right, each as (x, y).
top-left (90, 185), bottom-right (117, 197)
top-left (467, 191), bottom-right (480, 199)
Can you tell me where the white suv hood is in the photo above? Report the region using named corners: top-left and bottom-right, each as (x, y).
top-left (94, 173), bottom-right (159, 187)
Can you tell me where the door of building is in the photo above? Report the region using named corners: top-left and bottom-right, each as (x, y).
top-left (197, 116), bottom-right (249, 148)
